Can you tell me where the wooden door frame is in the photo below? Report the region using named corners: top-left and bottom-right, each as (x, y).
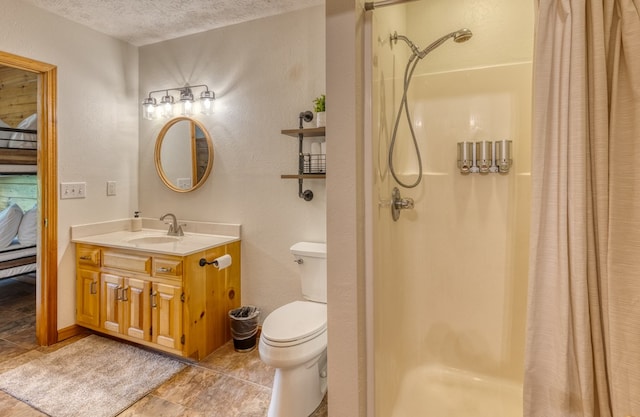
top-left (0, 51), bottom-right (58, 345)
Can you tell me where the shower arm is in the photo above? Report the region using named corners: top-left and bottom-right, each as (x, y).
top-left (391, 32), bottom-right (421, 58)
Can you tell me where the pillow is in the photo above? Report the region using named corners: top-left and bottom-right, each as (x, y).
top-left (18, 204), bottom-right (37, 246)
top-left (0, 203), bottom-right (24, 248)
top-left (9, 113), bottom-right (37, 149)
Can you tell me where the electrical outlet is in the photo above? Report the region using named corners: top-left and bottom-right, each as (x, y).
top-left (106, 181), bottom-right (116, 196)
top-left (60, 182), bottom-right (86, 199)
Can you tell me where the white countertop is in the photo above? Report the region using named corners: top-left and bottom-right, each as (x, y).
top-left (71, 219), bottom-right (241, 256)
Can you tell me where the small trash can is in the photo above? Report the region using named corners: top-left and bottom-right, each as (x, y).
top-left (228, 306), bottom-right (260, 352)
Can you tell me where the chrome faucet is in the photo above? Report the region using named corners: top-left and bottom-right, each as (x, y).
top-left (160, 213), bottom-right (184, 236)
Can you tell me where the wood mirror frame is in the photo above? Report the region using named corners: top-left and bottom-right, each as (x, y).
top-left (154, 117), bottom-right (214, 193)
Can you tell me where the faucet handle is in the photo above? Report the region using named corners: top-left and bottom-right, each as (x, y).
top-left (176, 224), bottom-right (186, 236)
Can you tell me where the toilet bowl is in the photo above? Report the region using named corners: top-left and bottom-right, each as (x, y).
top-left (259, 242), bottom-right (327, 417)
top-left (260, 300), bottom-right (327, 417)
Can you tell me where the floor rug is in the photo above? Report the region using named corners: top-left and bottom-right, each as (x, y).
top-left (0, 334), bottom-right (186, 417)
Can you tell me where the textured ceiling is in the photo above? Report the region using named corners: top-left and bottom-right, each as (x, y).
top-left (19, 0), bottom-right (324, 46)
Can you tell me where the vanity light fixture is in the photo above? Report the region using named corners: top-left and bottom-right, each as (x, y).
top-left (159, 94), bottom-right (175, 119)
top-left (142, 97), bottom-right (157, 120)
top-left (200, 90), bottom-right (215, 116)
top-left (142, 84), bottom-right (215, 120)
top-left (180, 88), bottom-right (194, 116)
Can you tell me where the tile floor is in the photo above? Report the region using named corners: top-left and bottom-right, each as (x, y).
top-left (0, 276), bottom-right (328, 417)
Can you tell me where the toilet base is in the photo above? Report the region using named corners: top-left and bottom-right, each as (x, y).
top-left (267, 354), bottom-right (327, 417)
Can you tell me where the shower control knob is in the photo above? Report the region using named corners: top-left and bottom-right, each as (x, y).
top-left (391, 187), bottom-right (414, 221)
top-left (395, 197), bottom-right (414, 210)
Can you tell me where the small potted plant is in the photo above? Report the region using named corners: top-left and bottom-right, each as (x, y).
top-left (313, 94), bottom-right (326, 127)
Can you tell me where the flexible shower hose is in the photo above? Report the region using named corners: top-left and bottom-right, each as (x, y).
top-left (388, 53), bottom-right (423, 189)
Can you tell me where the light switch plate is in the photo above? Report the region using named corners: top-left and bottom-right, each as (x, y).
top-left (106, 181), bottom-right (116, 196)
top-left (60, 182), bottom-right (86, 199)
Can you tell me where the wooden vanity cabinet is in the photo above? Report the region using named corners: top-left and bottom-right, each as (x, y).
top-left (75, 241), bottom-right (241, 360)
top-left (76, 246), bottom-right (101, 328)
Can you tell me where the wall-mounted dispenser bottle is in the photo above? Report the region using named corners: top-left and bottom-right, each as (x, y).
top-left (494, 140), bottom-right (512, 173)
top-left (457, 141), bottom-right (475, 174)
top-left (475, 141), bottom-right (493, 173)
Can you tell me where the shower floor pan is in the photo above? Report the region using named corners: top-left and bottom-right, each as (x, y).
top-left (391, 365), bottom-right (522, 417)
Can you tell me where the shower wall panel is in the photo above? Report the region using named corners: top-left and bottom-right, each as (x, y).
top-left (371, 1), bottom-right (533, 415)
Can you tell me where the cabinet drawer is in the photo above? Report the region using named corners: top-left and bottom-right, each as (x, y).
top-left (103, 251), bottom-right (151, 275)
top-left (77, 247), bottom-right (100, 267)
top-left (153, 258), bottom-right (183, 278)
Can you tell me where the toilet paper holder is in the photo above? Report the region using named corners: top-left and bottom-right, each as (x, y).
top-left (199, 255), bottom-right (232, 269)
top-left (199, 258), bottom-right (216, 267)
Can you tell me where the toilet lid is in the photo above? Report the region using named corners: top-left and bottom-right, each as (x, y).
top-left (262, 301), bottom-right (327, 343)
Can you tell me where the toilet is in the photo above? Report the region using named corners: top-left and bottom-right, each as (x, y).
top-left (259, 242), bottom-right (327, 417)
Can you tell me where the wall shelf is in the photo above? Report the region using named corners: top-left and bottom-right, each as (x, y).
top-left (281, 127), bottom-right (326, 137)
top-left (281, 174), bottom-right (326, 179)
top-left (280, 124), bottom-right (326, 201)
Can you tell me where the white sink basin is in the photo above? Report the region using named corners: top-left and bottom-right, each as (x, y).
top-left (127, 235), bottom-right (180, 245)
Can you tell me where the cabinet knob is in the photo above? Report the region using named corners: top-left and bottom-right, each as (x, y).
top-left (157, 267), bottom-right (172, 273)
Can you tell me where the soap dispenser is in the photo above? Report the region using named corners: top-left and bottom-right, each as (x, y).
top-left (131, 211), bottom-right (142, 232)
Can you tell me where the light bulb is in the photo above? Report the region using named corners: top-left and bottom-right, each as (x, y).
top-left (160, 95), bottom-right (174, 118)
top-left (200, 90), bottom-right (215, 115)
top-left (182, 99), bottom-right (194, 116)
top-left (142, 97), bottom-right (156, 120)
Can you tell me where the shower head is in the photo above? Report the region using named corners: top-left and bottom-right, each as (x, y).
top-left (417, 28), bottom-right (473, 58)
top-left (453, 28), bottom-right (473, 43)
top-left (391, 28), bottom-right (473, 60)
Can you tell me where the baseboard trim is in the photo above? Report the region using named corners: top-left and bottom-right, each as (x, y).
top-left (57, 324), bottom-right (83, 342)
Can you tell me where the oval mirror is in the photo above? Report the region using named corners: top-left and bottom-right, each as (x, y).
top-left (154, 117), bottom-right (214, 192)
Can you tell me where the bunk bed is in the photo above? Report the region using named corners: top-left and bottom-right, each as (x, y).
top-left (0, 119), bottom-right (37, 277)
top-left (0, 114), bottom-right (37, 166)
top-left (0, 201), bottom-right (37, 280)
top-left (0, 115), bottom-right (37, 277)
top-left (0, 65), bottom-right (38, 279)
top-left (0, 240), bottom-right (37, 279)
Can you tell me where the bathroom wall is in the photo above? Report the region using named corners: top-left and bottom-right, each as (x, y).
top-left (138, 6), bottom-right (326, 320)
top-left (0, 0), bottom-right (139, 329)
top-left (371, 0), bottom-right (533, 414)
top-left (1, 1), bottom-right (324, 329)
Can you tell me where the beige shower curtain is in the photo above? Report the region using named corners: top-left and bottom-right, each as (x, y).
top-left (525, 0), bottom-right (640, 416)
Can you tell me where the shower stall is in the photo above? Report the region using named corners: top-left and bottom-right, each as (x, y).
top-left (365, 0), bottom-right (534, 415)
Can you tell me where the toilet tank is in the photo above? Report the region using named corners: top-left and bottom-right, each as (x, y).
top-left (290, 242), bottom-right (327, 303)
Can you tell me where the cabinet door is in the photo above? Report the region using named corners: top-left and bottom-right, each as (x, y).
top-left (151, 282), bottom-right (182, 350)
top-left (76, 269), bottom-right (100, 327)
top-left (123, 277), bottom-right (151, 341)
top-left (101, 273), bottom-right (124, 333)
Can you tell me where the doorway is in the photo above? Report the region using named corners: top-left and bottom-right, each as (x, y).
top-left (0, 51), bottom-right (57, 346)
